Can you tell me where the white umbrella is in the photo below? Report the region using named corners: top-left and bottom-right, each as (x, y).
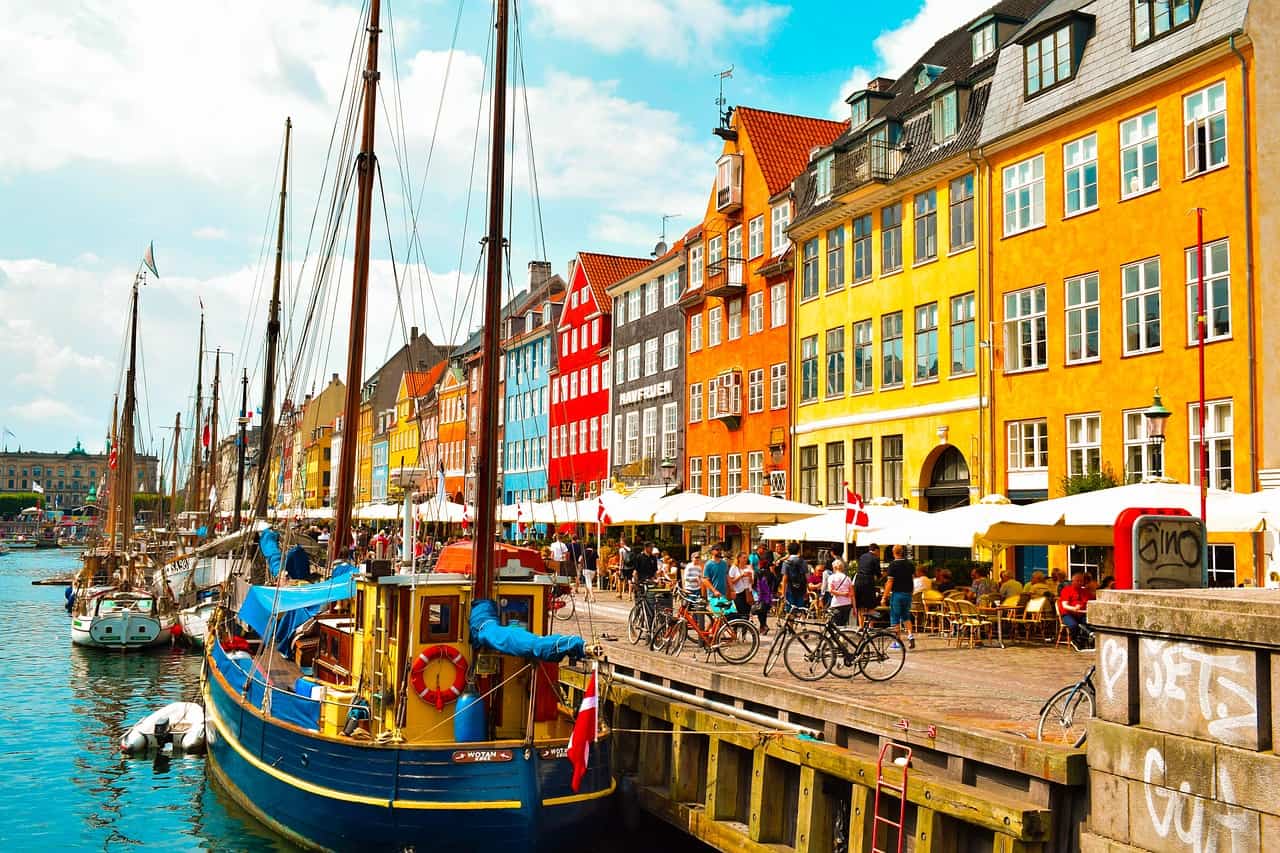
top-left (759, 504), bottom-right (929, 543)
top-left (355, 503), bottom-right (399, 521)
top-left (667, 492), bottom-right (824, 525)
top-left (857, 495), bottom-right (1033, 549)
top-left (417, 501), bottom-right (467, 524)
top-left (650, 492), bottom-right (716, 524)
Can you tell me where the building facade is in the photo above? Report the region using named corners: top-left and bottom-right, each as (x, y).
top-left (683, 106), bottom-right (846, 500)
top-left (438, 366), bottom-right (468, 503)
top-left (0, 441), bottom-right (157, 509)
top-left (547, 252), bottom-right (649, 498)
top-left (606, 234), bottom-right (692, 490)
top-left (502, 263), bottom-right (563, 507)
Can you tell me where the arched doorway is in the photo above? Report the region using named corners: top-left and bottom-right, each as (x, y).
top-left (922, 446), bottom-right (970, 512)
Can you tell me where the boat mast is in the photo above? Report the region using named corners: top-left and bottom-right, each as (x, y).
top-left (119, 275), bottom-right (140, 555)
top-left (234, 369), bottom-right (248, 531)
top-left (471, 0), bottom-right (511, 599)
top-left (256, 117), bottom-right (292, 520)
top-left (169, 411), bottom-right (181, 528)
top-left (190, 312), bottom-right (205, 524)
top-left (329, 0), bottom-right (383, 566)
top-left (208, 348), bottom-right (222, 522)
top-left (106, 394), bottom-right (119, 549)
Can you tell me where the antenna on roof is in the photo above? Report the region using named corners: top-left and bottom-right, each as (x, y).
top-left (653, 214), bottom-right (680, 258)
top-left (715, 66), bottom-right (736, 135)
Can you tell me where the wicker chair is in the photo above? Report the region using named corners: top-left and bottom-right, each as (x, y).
top-left (948, 600), bottom-right (993, 648)
top-left (1006, 595), bottom-right (1050, 641)
top-left (921, 590), bottom-right (946, 634)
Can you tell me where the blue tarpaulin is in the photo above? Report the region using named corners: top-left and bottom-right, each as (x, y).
top-left (237, 569), bottom-right (357, 653)
top-left (284, 545), bottom-right (311, 580)
top-left (261, 528), bottom-right (283, 577)
top-left (211, 637), bottom-right (321, 730)
top-left (469, 598), bottom-right (585, 662)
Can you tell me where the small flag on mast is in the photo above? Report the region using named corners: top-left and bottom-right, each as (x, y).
top-left (596, 496), bottom-right (610, 526)
top-left (143, 242), bottom-right (160, 278)
top-left (566, 664), bottom-right (599, 792)
top-left (844, 483), bottom-right (869, 528)
top-left (31, 482), bottom-right (44, 494)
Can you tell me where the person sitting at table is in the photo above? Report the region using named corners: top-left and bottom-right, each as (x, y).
top-left (967, 566), bottom-right (997, 601)
top-left (1052, 568), bottom-right (1069, 594)
top-left (997, 567), bottom-right (1023, 599)
top-left (933, 568), bottom-right (955, 594)
top-left (1024, 570), bottom-right (1054, 597)
top-left (1058, 572), bottom-right (1096, 651)
top-left (912, 564), bottom-right (932, 594)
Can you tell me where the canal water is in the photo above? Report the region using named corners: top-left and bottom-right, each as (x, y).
top-left (0, 549), bottom-right (709, 852)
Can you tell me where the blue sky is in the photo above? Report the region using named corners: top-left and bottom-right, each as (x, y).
top-left (0, 0), bottom-right (994, 462)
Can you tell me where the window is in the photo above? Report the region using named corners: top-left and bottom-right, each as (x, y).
top-left (1003, 155), bottom-right (1045, 235)
top-left (1206, 543), bottom-right (1236, 588)
top-left (825, 442), bottom-right (845, 505)
top-left (662, 403), bottom-right (678, 461)
top-left (627, 343), bottom-right (641, 381)
top-left (853, 438), bottom-right (873, 499)
top-left (707, 455), bottom-right (722, 498)
top-left (689, 383), bottom-right (703, 422)
top-left (948, 173), bottom-right (974, 251)
top-left (913, 190), bottom-right (937, 263)
top-left (1121, 110), bottom-right (1159, 197)
top-left (826, 226), bottom-right (845, 291)
top-left (1187, 239), bottom-right (1231, 343)
top-left (727, 298), bottom-right (742, 340)
top-left (689, 313), bottom-right (702, 353)
top-left (800, 335), bottom-right (819, 403)
top-left (642, 407), bottom-right (657, 460)
top-left (769, 363), bottom-right (788, 410)
top-left (569, 421), bottom-right (578, 455)
top-left (1066, 413), bottom-right (1102, 476)
top-left (851, 214), bottom-right (873, 282)
top-left (1065, 273), bottom-right (1100, 363)
top-left (1123, 257), bottom-right (1162, 355)
top-left (881, 203), bottom-right (903, 272)
top-left (627, 288), bottom-right (641, 324)
top-left (852, 319), bottom-right (873, 392)
top-left (727, 453), bottom-right (743, 495)
top-left (748, 291), bottom-right (764, 334)
top-left (972, 21), bottom-right (996, 62)
top-left (950, 293), bottom-right (976, 375)
top-left (624, 412), bottom-right (640, 463)
top-left (771, 202), bottom-right (791, 256)
top-left (931, 90), bottom-right (958, 144)
top-left (727, 225), bottom-right (744, 287)
top-left (1134, 0), bottom-right (1195, 47)
top-left (1189, 399), bottom-right (1233, 490)
top-left (1068, 546), bottom-right (1108, 577)
top-left (748, 368), bottom-right (764, 413)
top-left (689, 457), bottom-right (703, 493)
top-left (644, 280), bottom-right (659, 315)
top-left (881, 312), bottom-right (904, 387)
top-left (1004, 284), bottom-right (1047, 372)
top-left (663, 272), bottom-right (679, 308)
top-left (592, 317), bottom-right (601, 346)
top-left (914, 302), bottom-right (939, 382)
top-left (708, 306), bottom-right (723, 346)
top-left (748, 215), bottom-right (764, 260)
top-left (644, 338), bottom-right (659, 376)
top-left (799, 445), bottom-right (819, 505)
top-left (663, 330), bottom-right (679, 371)
top-left (615, 355), bottom-right (626, 386)
top-left (570, 372), bottom-right (579, 399)
top-left (770, 284), bottom-right (786, 327)
top-left (689, 245), bottom-right (704, 291)
top-left (881, 435), bottom-right (904, 501)
top-left (1185, 81), bottom-right (1227, 176)
top-left (1063, 134), bottom-right (1099, 216)
top-left (814, 154), bottom-right (834, 200)
top-left (1123, 409), bottom-right (1158, 482)
top-left (1025, 25), bottom-right (1073, 97)
top-left (590, 364), bottom-right (599, 393)
top-left (801, 238), bottom-right (820, 300)
top-left (590, 417), bottom-right (599, 452)
top-left (825, 326), bottom-right (845, 398)
top-left (1007, 419), bottom-right (1049, 471)
top-left (748, 451), bottom-right (764, 493)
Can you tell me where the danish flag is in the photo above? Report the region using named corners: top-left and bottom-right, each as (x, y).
top-left (461, 504), bottom-right (471, 534)
top-left (596, 496), bottom-right (611, 526)
top-left (566, 666), bottom-right (598, 792)
top-left (516, 504), bottom-right (527, 535)
top-left (844, 483), bottom-right (869, 528)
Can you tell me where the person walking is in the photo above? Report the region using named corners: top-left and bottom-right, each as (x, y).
top-left (581, 540), bottom-right (598, 601)
top-left (617, 537), bottom-right (633, 599)
top-left (881, 544), bottom-right (916, 649)
top-left (702, 547), bottom-right (730, 600)
top-left (780, 542), bottom-right (809, 612)
top-left (827, 559), bottom-right (853, 627)
top-left (854, 544), bottom-right (882, 626)
top-left (753, 562), bottom-right (773, 633)
top-left (730, 552), bottom-right (754, 618)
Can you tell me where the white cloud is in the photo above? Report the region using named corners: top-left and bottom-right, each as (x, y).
top-left (527, 0), bottom-right (788, 63)
top-left (193, 226), bottom-right (228, 240)
top-left (829, 0), bottom-right (994, 116)
top-left (7, 398), bottom-right (92, 426)
top-left (589, 214), bottom-right (666, 253)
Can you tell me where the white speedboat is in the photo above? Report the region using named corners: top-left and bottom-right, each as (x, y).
top-left (71, 587), bottom-right (175, 649)
top-left (0, 542), bottom-right (9, 556)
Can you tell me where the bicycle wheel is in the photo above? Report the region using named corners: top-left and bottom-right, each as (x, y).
top-left (627, 602), bottom-right (647, 644)
top-left (782, 629), bottom-right (835, 681)
top-left (858, 631), bottom-right (906, 682)
top-left (828, 629), bottom-right (859, 679)
top-left (715, 619), bottom-right (760, 664)
top-left (552, 591), bottom-right (575, 622)
top-left (762, 624), bottom-right (788, 676)
top-left (1037, 685), bottom-right (1095, 747)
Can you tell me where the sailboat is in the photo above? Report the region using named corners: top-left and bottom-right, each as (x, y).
top-left (201, 2), bottom-right (613, 848)
top-left (71, 273), bottom-right (178, 649)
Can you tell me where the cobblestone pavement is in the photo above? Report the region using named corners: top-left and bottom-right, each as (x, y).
top-left (561, 593), bottom-right (1097, 738)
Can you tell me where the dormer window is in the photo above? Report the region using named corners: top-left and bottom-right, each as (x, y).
top-left (931, 90), bottom-right (959, 144)
top-left (814, 153), bottom-right (834, 201)
top-left (1025, 25), bottom-right (1073, 97)
top-left (972, 21), bottom-right (997, 62)
top-left (1133, 0), bottom-right (1195, 47)
top-left (849, 96), bottom-right (869, 127)
top-left (914, 64), bottom-right (944, 93)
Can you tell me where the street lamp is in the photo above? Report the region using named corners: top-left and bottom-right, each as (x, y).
top-left (1142, 388), bottom-right (1172, 479)
top-left (659, 457), bottom-right (676, 484)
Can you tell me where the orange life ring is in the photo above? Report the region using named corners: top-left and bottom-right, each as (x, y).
top-left (409, 644), bottom-right (468, 711)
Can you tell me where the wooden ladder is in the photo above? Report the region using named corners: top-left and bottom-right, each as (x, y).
top-left (871, 741), bottom-right (912, 853)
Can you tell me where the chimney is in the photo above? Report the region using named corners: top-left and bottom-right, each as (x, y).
top-left (528, 260), bottom-right (552, 292)
top-left (410, 325), bottom-right (419, 341)
top-left (331, 372), bottom-right (339, 384)
top-left (866, 76), bottom-right (895, 92)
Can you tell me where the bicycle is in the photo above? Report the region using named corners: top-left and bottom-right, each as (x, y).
top-left (781, 616), bottom-right (906, 682)
top-left (762, 606), bottom-right (814, 677)
top-left (1037, 665), bottom-right (1096, 748)
top-left (626, 582), bottom-right (669, 645)
top-left (550, 581), bottom-right (576, 622)
top-left (651, 591), bottom-right (760, 664)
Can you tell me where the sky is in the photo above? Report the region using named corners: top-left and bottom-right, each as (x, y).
top-left (0, 0), bottom-right (1000, 463)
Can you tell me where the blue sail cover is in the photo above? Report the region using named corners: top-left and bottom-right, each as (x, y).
top-left (469, 598), bottom-right (585, 662)
top-left (260, 528), bottom-right (283, 577)
top-left (238, 569), bottom-right (357, 653)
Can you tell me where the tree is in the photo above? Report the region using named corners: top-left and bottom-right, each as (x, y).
top-left (1060, 464), bottom-right (1119, 497)
top-left (0, 493), bottom-right (41, 517)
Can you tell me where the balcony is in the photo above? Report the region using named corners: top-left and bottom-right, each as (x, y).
top-left (708, 370), bottom-right (742, 429)
top-left (715, 153), bottom-right (743, 214)
top-left (832, 139), bottom-right (902, 197)
top-left (703, 258), bottom-right (746, 299)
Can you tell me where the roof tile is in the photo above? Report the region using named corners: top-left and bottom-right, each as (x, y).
top-left (576, 252), bottom-right (652, 310)
top-left (736, 107), bottom-right (848, 196)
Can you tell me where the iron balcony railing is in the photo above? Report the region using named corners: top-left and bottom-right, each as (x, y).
top-left (832, 139), bottom-right (902, 197)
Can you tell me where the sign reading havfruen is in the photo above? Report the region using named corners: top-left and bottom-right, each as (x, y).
top-left (618, 380), bottom-right (672, 406)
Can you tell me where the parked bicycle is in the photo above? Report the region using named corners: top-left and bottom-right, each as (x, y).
top-left (762, 605), bottom-right (815, 676)
top-left (782, 617), bottom-right (906, 682)
top-left (626, 582), bottom-right (669, 645)
top-left (550, 581), bottom-right (575, 622)
top-left (650, 590), bottom-right (760, 664)
top-left (1037, 665), bottom-right (1096, 747)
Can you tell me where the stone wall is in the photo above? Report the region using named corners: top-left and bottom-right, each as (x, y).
top-left (1082, 588), bottom-right (1279, 852)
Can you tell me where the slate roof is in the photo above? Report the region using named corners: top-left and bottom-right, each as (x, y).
top-left (367, 332), bottom-right (450, 433)
top-left (736, 107), bottom-right (848, 196)
top-left (576, 252), bottom-right (651, 311)
top-left (981, 0), bottom-right (1251, 144)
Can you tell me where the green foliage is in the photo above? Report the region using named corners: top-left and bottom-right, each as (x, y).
top-left (1060, 464), bottom-right (1120, 497)
top-left (0, 493), bottom-right (41, 516)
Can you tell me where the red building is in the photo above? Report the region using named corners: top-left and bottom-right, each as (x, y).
top-left (548, 252), bottom-right (649, 498)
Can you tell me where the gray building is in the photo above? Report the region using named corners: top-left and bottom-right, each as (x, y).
top-left (606, 233), bottom-right (693, 489)
top-left (0, 440), bottom-right (159, 509)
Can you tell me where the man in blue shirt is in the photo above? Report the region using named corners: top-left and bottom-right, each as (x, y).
top-left (702, 547), bottom-right (730, 599)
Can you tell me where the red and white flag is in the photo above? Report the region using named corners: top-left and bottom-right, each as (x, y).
top-left (596, 496), bottom-right (610, 526)
top-left (461, 504), bottom-right (470, 534)
top-left (516, 504), bottom-right (527, 536)
top-left (108, 446), bottom-right (118, 470)
top-left (844, 483), bottom-right (869, 528)
top-left (566, 667), bottom-right (598, 792)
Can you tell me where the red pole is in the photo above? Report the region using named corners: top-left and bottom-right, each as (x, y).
top-left (1196, 208), bottom-right (1207, 526)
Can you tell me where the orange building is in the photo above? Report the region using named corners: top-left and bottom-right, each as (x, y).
top-left (436, 366), bottom-right (468, 503)
top-left (682, 107), bottom-right (845, 499)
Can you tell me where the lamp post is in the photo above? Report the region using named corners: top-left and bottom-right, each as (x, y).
top-left (1142, 388), bottom-right (1172, 480)
top-left (659, 457), bottom-right (676, 486)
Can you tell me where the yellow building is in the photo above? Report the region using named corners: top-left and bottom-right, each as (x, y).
top-left (303, 422), bottom-right (335, 509)
top-left (978, 0), bottom-right (1269, 581)
top-left (290, 374), bottom-right (345, 509)
top-left (788, 5), bottom-right (1030, 512)
top-left (387, 366), bottom-right (446, 496)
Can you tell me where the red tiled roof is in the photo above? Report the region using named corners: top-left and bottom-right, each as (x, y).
top-left (404, 362), bottom-right (447, 398)
top-left (736, 107), bottom-right (848, 197)
top-left (577, 252), bottom-right (651, 311)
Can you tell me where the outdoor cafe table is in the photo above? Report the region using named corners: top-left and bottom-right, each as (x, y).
top-left (977, 603), bottom-right (1023, 648)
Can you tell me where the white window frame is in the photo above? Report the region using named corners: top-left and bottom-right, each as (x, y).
top-left (689, 383), bottom-right (702, 423)
top-left (615, 291), bottom-right (628, 326)
top-left (769, 363), bottom-right (787, 410)
top-left (708, 306), bottom-right (723, 347)
top-left (613, 414), bottom-right (623, 460)
top-left (641, 407), bottom-right (658, 460)
top-left (748, 368), bottom-right (764, 414)
top-left (615, 355), bottom-right (626, 386)
top-left (689, 313), bottom-right (702, 353)
top-left (689, 244), bottom-right (704, 291)
top-left (727, 225), bottom-right (744, 287)
top-left (727, 453), bottom-right (743, 495)
top-left (1184, 81), bottom-right (1228, 178)
top-left (770, 201), bottom-right (791, 257)
top-left (707, 455), bottom-right (722, 498)
top-left (590, 417), bottom-right (599, 452)
top-left (1065, 273), bottom-right (1100, 365)
top-left (663, 330), bottom-right (679, 371)
top-left (1123, 257), bottom-right (1162, 355)
top-left (661, 403), bottom-right (678, 461)
top-left (748, 291), bottom-right (764, 334)
top-left (644, 337), bottom-right (659, 377)
top-left (972, 21), bottom-right (996, 62)
top-left (624, 411), bottom-right (640, 464)
top-left (1189, 398), bottom-right (1234, 490)
top-left (689, 457), bottom-right (703, 493)
top-left (748, 215), bottom-right (764, 260)
top-left (628, 288), bottom-right (642, 323)
top-left (644, 279), bottom-right (659, 316)
top-left (663, 272), bottom-right (679, 308)
top-left (770, 283), bottom-right (787, 327)
top-left (1002, 154), bottom-right (1045, 236)
top-left (1063, 133), bottom-right (1098, 217)
top-left (1120, 109), bottom-right (1159, 198)
top-left (627, 343), bottom-right (641, 382)
top-left (747, 451), bottom-right (764, 494)
top-left (1007, 419), bottom-right (1049, 471)
top-left (1066, 412), bottom-right (1101, 477)
top-left (727, 298), bottom-right (742, 340)
top-left (1003, 284), bottom-right (1047, 372)
top-left (1186, 238), bottom-right (1231, 343)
